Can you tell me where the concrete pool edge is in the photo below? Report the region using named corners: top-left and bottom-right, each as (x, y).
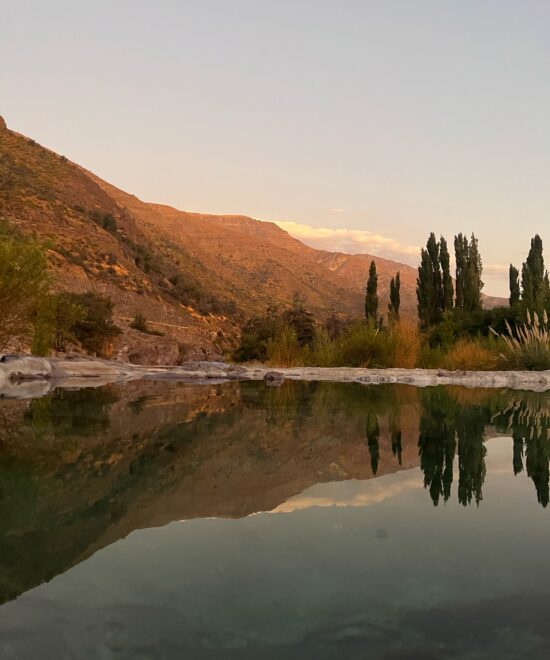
top-left (2, 355), bottom-right (550, 398)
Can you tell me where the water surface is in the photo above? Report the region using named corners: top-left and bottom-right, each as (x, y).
top-left (1, 380), bottom-right (550, 659)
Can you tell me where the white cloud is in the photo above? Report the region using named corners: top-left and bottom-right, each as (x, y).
top-left (275, 220), bottom-right (420, 263)
top-left (331, 208), bottom-right (345, 213)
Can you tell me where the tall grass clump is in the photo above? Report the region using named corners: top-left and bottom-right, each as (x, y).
top-left (266, 326), bottom-right (303, 367)
top-left (304, 328), bottom-right (342, 367)
top-left (390, 320), bottom-right (421, 368)
top-left (491, 310), bottom-right (550, 370)
top-left (337, 321), bottom-right (395, 367)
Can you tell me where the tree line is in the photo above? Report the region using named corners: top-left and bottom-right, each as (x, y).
top-left (363, 231), bottom-right (550, 330)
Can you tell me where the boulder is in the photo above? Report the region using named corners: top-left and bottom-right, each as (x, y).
top-left (0, 356), bottom-right (53, 380)
top-left (264, 371), bottom-right (285, 387)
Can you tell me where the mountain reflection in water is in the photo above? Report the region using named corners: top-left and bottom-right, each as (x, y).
top-left (1, 380), bottom-right (550, 659)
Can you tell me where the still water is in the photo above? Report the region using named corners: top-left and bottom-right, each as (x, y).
top-left (1, 380), bottom-right (550, 659)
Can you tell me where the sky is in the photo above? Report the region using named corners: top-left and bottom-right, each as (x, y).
top-left (3, 1), bottom-right (550, 296)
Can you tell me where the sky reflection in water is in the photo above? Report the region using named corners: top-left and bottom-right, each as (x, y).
top-left (1, 380), bottom-right (550, 659)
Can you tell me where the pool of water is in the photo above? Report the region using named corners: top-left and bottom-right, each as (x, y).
top-left (1, 380), bottom-right (550, 659)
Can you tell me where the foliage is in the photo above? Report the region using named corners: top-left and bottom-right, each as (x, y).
top-left (440, 237), bottom-right (454, 312)
top-left (337, 321), bottom-right (394, 367)
top-left (417, 233), bottom-right (443, 328)
top-left (0, 223), bottom-right (50, 350)
top-left (521, 234), bottom-right (550, 312)
top-left (55, 292), bottom-right (121, 356)
top-left (234, 306), bottom-right (283, 362)
top-left (365, 260), bottom-right (378, 322)
top-left (454, 233), bottom-right (483, 312)
top-left (51, 295), bottom-right (86, 350)
top-left (282, 294), bottom-right (315, 346)
top-left (509, 264), bottom-right (521, 306)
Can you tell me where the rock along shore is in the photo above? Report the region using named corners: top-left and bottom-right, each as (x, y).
top-left (2, 355), bottom-right (550, 399)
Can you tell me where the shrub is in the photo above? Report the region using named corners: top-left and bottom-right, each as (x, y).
top-left (130, 313), bottom-right (164, 336)
top-left (56, 292), bottom-right (121, 356)
top-left (417, 344), bottom-right (446, 369)
top-left (491, 311), bottom-right (550, 370)
top-left (234, 307), bottom-right (284, 362)
top-left (89, 209), bottom-right (118, 233)
top-left (282, 295), bottom-right (315, 346)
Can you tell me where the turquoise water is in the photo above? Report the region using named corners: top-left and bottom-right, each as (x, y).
top-left (1, 380), bottom-right (550, 659)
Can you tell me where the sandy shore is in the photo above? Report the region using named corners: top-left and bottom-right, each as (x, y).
top-left (1, 355), bottom-right (550, 398)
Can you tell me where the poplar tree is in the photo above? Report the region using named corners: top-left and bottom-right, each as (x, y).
top-left (417, 233), bottom-right (442, 328)
top-left (454, 233), bottom-right (483, 312)
top-left (521, 235), bottom-right (549, 311)
top-left (454, 234), bottom-right (467, 310)
top-left (440, 237), bottom-right (454, 312)
top-left (365, 260), bottom-right (378, 322)
top-left (388, 272), bottom-right (401, 322)
top-left (509, 265), bottom-right (520, 306)
top-left (464, 233), bottom-right (483, 312)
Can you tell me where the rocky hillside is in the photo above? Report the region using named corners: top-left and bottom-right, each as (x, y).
top-left (0, 117), bottom-right (505, 363)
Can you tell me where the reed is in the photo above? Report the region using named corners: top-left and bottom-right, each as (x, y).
top-left (490, 310), bottom-right (550, 370)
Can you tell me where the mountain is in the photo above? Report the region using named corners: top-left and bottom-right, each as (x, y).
top-left (0, 117), bottom-right (506, 362)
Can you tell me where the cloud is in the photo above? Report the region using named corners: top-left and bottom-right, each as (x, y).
top-left (275, 220), bottom-right (420, 263)
top-left (331, 208), bottom-right (345, 213)
top-left (484, 264), bottom-right (508, 276)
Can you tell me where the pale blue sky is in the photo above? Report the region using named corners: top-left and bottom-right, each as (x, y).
top-left (3, 1), bottom-right (550, 295)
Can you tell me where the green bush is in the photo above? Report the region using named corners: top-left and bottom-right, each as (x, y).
top-left (0, 222), bottom-right (50, 350)
top-left (234, 307), bottom-right (284, 362)
top-left (337, 321), bottom-right (395, 367)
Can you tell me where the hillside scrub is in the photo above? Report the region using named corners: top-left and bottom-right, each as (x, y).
top-left (130, 313), bottom-right (164, 336)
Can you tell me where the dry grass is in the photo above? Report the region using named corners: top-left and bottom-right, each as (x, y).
top-left (390, 320), bottom-right (421, 368)
top-left (442, 338), bottom-right (499, 371)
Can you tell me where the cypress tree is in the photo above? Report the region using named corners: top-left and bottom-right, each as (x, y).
top-left (440, 237), bottom-right (454, 312)
top-left (388, 272), bottom-right (401, 322)
top-left (365, 260), bottom-right (378, 322)
top-left (509, 265), bottom-right (520, 306)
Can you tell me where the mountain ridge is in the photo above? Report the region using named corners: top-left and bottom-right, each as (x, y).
top-left (0, 117), bottom-right (506, 363)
